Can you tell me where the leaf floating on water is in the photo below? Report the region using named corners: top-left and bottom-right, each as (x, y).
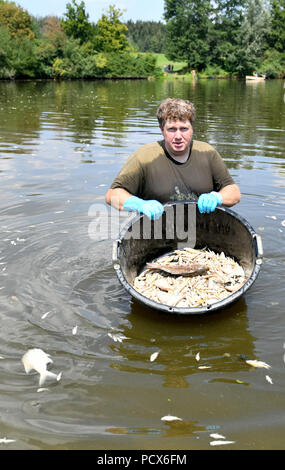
top-left (258, 227), bottom-right (265, 231)
top-left (246, 359), bottom-right (271, 369)
top-left (210, 433), bottom-right (226, 440)
top-left (150, 352), bottom-right (159, 362)
top-left (265, 375), bottom-right (273, 384)
top-left (210, 440), bottom-right (235, 446)
top-left (161, 415), bottom-right (183, 422)
top-left (195, 352), bottom-right (200, 362)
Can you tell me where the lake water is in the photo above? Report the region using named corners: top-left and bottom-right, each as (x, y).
top-left (0, 78), bottom-right (284, 450)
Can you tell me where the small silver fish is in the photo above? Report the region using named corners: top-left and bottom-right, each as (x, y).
top-left (161, 415), bottom-right (183, 422)
top-left (21, 348), bottom-right (62, 386)
top-left (146, 262), bottom-right (208, 277)
top-left (0, 437), bottom-right (16, 444)
top-left (245, 359), bottom-right (271, 369)
top-left (210, 433), bottom-right (226, 440)
top-left (150, 352), bottom-right (159, 362)
top-left (210, 440), bottom-right (235, 446)
top-left (108, 333), bottom-right (129, 343)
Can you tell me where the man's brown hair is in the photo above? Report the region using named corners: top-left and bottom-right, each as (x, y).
top-left (157, 98), bottom-right (196, 129)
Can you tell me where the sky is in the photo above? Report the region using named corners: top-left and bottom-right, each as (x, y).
top-left (15, 0), bottom-right (166, 23)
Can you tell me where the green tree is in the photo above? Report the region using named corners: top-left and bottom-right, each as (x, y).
top-left (0, 0), bottom-right (34, 39)
top-left (95, 5), bottom-right (129, 52)
top-left (208, 0), bottom-right (246, 72)
top-left (164, 0), bottom-right (211, 71)
top-left (61, 0), bottom-right (92, 44)
top-left (125, 20), bottom-right (166, 53)
top-left (234, 0), bottom-right (270, 75)
top-left (267, 0), bottom-right (285, 52)
top-left (0, 25), bottom-right (14, 77)
top-left (34, 16), bottom-right (67, 76)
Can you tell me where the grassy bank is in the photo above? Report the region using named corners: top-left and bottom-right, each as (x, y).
top-left (152, 53), bottom-right (285, 79)
top-left (154, 53), bottom-right (187, 73)
top-left (153, 53), bottom-right (232, 79)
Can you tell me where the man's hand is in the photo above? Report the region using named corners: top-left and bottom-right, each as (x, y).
top-left (123, 196), bottom-right (164, 220)
top-left (198, 191), bottom-right (223, 214)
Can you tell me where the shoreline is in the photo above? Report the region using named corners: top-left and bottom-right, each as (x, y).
top-left (0, 74), bottom-right (284, 82)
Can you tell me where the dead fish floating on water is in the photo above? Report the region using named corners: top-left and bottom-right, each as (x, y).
top-left (210, 440), bottom-right (235, 446)
top-left (150, 351), bottom-right (159, 362)
top-left (146, 262), bottom-right (208, 277)
top-left (161, 415), bottom-right (183, 422)
top-left (246, 359), bottom-right (271, 369)
top-left (21, 348), bottom-right (62, 386)
top-left (0, 437), bottom-right (16, 445)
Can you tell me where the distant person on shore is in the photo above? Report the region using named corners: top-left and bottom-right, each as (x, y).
top-left (105, 98), bottom-right (241, 219)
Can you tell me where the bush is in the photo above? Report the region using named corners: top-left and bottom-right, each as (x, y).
top-left (259, 49), bottom-right (285, 78)
top-left (0, 26), bottom-right (40, 78)
top-left (199, 64), bottom-right (230, 78)
top-left (102, 52), bottom-right (158, 77)
top-left (51, 49), bottom-right (159, 79)
top-left (0, 25), bottom-right (13, 75)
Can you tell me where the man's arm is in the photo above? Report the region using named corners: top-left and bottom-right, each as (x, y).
top-left (219, 184), bottom-right (241, 207)
top-left (105, 187), bottom-right (132, 210)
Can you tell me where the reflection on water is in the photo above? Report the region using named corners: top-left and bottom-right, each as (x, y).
top-left (0, 79), bottom-right (284, 450)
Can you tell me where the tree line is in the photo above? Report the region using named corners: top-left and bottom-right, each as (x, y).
top-left (0, 0), bottom-right (159, 79)
top-left (127, 0), bottom-right (284, 78)
top-left (163, 0), bottom-right (284, 77)
top-left (0, 0), bottom-right (284, 79)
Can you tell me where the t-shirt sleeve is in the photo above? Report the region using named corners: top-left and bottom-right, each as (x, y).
top-left (110, 152), bottom-right (144, 196)
top-left (210, 150), bottom-right (234, 191)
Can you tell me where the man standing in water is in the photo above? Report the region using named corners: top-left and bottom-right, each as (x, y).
top-left (105, 98), bottom-right (241, 218)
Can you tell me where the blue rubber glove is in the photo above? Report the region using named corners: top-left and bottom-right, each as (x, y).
top-left (198, 191), bottom-right (223, 214)
top-left (123, 196), bottom-right (164, 220)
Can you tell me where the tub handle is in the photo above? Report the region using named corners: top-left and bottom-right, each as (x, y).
top-left (112, 240), bottom-right (120, 266)
top-left (253, 233), bottom-right (263, 264)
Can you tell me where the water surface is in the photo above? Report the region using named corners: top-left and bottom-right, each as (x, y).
top-left (0, 78), bottom-right (284, 450)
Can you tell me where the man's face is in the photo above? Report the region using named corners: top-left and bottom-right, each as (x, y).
top-left (161, 119), bottom-right (193, 157)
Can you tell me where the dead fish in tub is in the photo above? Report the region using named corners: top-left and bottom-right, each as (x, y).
top-left (21, 348), bottom-right (62, 386)
top-left (146, 262), bottom-right (208, 277)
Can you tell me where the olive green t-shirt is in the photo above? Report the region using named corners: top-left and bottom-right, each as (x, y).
top-left (110, 140), bottom-right (234, 204)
